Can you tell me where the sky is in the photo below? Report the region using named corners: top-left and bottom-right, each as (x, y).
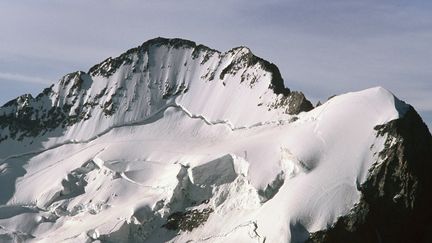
top-left (0, 0), bottom-right (431, 130)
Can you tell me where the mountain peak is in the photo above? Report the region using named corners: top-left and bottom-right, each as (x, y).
top-left (88, 37), bottom-right (214, 77)
top-left (0, 37), bottom-right (312, 145)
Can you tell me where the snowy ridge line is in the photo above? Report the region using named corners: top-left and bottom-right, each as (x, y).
top-left (0, 102), bottom-right (292, 163)
top-left (174, 103), bottom-right (291, 131)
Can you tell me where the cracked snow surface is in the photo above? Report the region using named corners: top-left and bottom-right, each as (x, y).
top-left (0, 38), bottom-right (406, 242)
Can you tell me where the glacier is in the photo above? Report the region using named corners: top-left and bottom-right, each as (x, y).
top-left (0, 37), bottom-right (430, 243)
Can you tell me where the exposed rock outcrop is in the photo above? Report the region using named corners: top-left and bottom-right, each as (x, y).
top-left (307, 106), bottom-right (432, 243)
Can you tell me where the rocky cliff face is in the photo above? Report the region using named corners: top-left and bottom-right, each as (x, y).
top-left (307, 106), bottom-right (432, 243)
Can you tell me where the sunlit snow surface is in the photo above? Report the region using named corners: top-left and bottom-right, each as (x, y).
top-left (0, 42), bottom-right (407, 242)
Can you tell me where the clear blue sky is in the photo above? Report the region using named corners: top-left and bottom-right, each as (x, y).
top-left (0, 0), bottom-right (431, 130)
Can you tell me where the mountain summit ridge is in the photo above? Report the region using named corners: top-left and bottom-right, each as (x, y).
top-left (0, 37), bottom-right (312, 150)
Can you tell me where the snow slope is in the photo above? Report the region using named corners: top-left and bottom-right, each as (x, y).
top-left (0, 38), bottom-right (409, 242)
top-left (0, 38), bottom-right (311, 159)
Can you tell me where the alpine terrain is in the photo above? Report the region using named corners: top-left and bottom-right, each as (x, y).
top-left (0, 38), bottom-right (431, 243)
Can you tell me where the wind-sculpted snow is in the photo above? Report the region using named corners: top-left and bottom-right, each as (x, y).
top-left (0, 37), bottom-right (311, 155)
top-left (0, 37), bottom-right (424, 243)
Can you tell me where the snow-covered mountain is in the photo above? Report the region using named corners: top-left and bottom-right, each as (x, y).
top-left (0, 38), bottom-right (430, 243)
